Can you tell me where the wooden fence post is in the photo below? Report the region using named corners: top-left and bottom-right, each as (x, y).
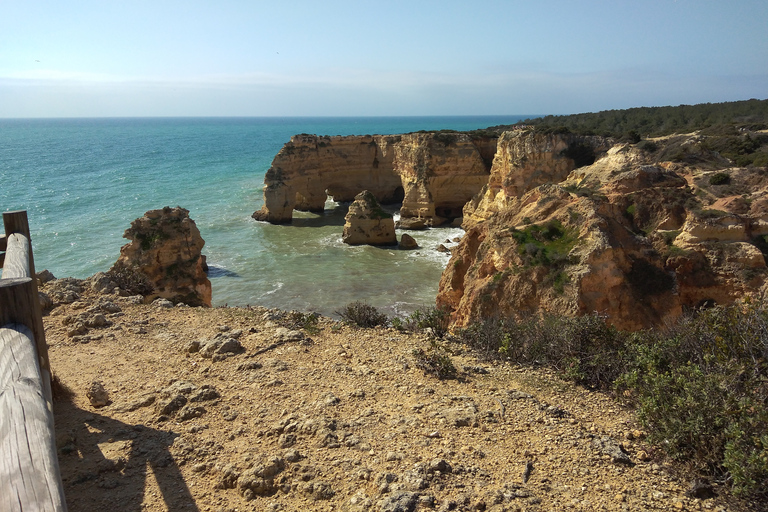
top-left (2, 211), bottom-right (51, 402)
top-left (1, 210), bottom-right (67, 511)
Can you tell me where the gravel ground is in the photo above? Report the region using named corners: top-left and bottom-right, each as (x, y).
top-left (42, 279), bottom-right (760, 512)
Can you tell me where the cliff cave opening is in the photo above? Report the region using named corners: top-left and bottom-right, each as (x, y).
top-left (435, 205), bottom-right (464, 220)
top-left (391, 186), bottom-right (405, 203)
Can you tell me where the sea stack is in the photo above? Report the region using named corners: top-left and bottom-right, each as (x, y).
top-left (112, 206), bottom-right (212, 307)
top-left (342, 191), bottom-right (397, 246)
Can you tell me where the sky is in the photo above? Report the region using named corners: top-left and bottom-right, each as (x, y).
top-left (0, 0), bottom-right (766, 118)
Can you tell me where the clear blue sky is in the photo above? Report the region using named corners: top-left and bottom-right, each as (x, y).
top-left (1, 0), bottom-right (766, 117)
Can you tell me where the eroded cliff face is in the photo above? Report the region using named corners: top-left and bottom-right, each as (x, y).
top-left (463, 131), bottom-right (613, 229)
top-left (113, 207), bottom-right (212, 307)
top-left (252, 132), bottom-right (496, 226)
top-left (438, 132), bottom-right (768, 331)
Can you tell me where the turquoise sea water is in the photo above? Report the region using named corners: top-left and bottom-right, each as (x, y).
top-left (0, 116), bottom-right (526, 317)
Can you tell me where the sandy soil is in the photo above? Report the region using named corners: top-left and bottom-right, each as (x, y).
top-left (41, 281), bottom-right (759, 512)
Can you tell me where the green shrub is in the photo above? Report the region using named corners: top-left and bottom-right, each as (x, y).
top-left (283, 310), bottom-right (320, 334)
top-left (106, 262), bottom-right (154, 296)
top-left (510, 219), bottom-right (578, 268)
top-left (637, 139), bottom-right (658, 153)
top-left (616, 301), bottom-right (768, 496)
top-left (335, 301), bottom-right (388, 328)
top-left (402, 306), bottom-right (451, 338)
top-left (709, 172), bottom-right (731, 185)
top-left (412, 345), bottom-right (457, 379)
top-left (459, 313), bottom-right (628, 389)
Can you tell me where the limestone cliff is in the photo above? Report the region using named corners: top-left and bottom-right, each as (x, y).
top-left (252, 132), bottom-right (496, 227)
top-left (112, 207), bottom-right (212, 307)
top-left (463, 130), bottom-right (613, 228)
top-left (438, 131), bottom-right (768, 330)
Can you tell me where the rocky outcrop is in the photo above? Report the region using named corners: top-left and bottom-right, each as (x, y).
top-left (112, 207), bottom-right (211, 307)
top-left (252, 132), bottom-right (496, 227)
top-left (438, 132), bottom-right (768, 330)
top-left (342, 191), bottom-right (397, 246)
top-left (463, 130), bottom-right (613, 229)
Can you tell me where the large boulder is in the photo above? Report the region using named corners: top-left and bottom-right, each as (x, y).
top-left (111, 206), bottom-right (212, 307)
top-left (342, 191), bottom-right (397, 246)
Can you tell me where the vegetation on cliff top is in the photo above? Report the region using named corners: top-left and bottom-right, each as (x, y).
top-left (506, 98), bottom-right (768, 139)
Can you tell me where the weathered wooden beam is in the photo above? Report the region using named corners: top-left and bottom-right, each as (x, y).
top-left (2, 233), bottom-right (31, 279)
top-left (0, 216), bottom-right (52, 403)
top-left (0, 275), bottom-right (51, 404)
top-left (0, 324), bottom-right (67, 512)
top-left (3, 211), bottom-right (35, 276)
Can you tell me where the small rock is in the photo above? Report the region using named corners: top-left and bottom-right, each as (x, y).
top-left (116, 393), bottom-right (156, 412)
top-left (385, 451), bottom-right (403, 462)
top-left (428, 458), bottom-right (452, 474)
top-left (38, 292), bottom-right (54, 311)
top-left (399, 233), bottom-right (418, 250)
top-left (155, 394), bottom-right (187, 416)
top-left (86, 381), bottom-right (109, 407)
top-left (189, 386), bottom-right (220, 402)
top-left (85, 314), bottom-right (111, 328)
top-left (153, 298), bottom-right (174, 308)
top-left (36, 269), bottom-right (56, 284)
top-left (177, 404), bottom-right (206, 421)
top-left (67, 323), bottom-right (88, 337)
top-left (272, 327), bottom-right (305, 343)
top-left (217, 338), bottom-right (243, 354)
top-left (378, 491), bottom-right (420, 512)
top-left (89, 272), bottom-right (117, 294)
top-left (591, 436), bottom-right (634, 465)
top-left (304, 481), bottom-right (335, 500)
top-left (284, 449), bottom-right (302, 463)
top-left (436, 244), bottom-right (450, 253)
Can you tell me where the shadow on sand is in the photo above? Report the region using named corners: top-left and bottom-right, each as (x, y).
top-left (54, 397), bottom-right (199, 511)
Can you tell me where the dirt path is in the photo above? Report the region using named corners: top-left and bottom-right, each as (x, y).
top-left (43, 283), bottom-right (756, 511)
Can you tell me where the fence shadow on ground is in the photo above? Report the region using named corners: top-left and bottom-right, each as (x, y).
top-left (54, 397), bottom-right (200, 512)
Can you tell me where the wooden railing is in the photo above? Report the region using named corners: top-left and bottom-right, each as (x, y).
top-left (0, 210), bottom-right (67, 512)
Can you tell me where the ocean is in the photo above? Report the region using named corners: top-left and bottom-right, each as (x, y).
top-left (0, 116), bottom-right (527, 318)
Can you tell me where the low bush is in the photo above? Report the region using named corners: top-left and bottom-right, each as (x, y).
top-left (335, 301), bottom-right (388, 328)
top-left (283, 310), bottom-right (320, 334)
top-left (617, 301), bottom-right (768, 496)
top-left (459, 301), bottom-right (768, 497)
top-left (407, 306), bottom-right (451, 338)
top-left (709, 172), bottom-right (731, 185)
top-left (412, 343), bottom-right (457, 380)
top-left (106, 262), bottom-right (154, 296)
top-left (459, 312), bottom-right (629, 389)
